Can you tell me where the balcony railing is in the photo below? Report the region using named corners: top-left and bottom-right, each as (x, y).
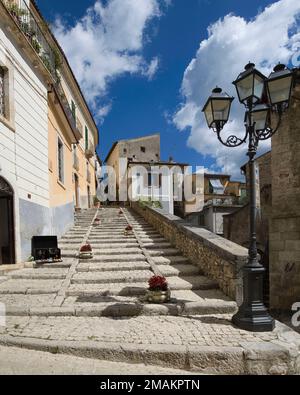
top-left (53, 82), bottom-right (83, 141)
top-left (85, 142), bottom-right (95, 159)
top-left (2, 0), bottom-right (60, 81)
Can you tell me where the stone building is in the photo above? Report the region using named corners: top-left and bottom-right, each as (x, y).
top-left (104, 134), bottom-right (198, 215)
top-left (185, 173), bottom-right (246, 229)
top-left (269, 70), bottom-right (300, 311)
top-left (0, 0), bottom-right (99, 264)
top-left (223, 151), bottom-right (272, 253)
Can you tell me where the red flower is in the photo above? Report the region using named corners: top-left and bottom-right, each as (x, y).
top-left (80, 244), bottom-right (92, 252)
top-left (148, 276), bottom-right (169, 291)
top-left (126, 225), bottom-right (133, 231)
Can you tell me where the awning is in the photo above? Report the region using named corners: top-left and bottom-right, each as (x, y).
top-left (209, 179), bottom-right (225, 194)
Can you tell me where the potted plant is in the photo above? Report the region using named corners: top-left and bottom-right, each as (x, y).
top-left (119, 209), bottom-right (123, 216)
top-left (21, 22), bottom-right (35, 40)
top-left (79, 244), bottom-right (93, 259)
top-left (94, 217), bottom-right (101, 226)
top-left (7, 3), bottom-right (26, 24)
top-left (93, 196), bottom-right (100, 208)
top-left (31, 37), bottom-right (41, 54)
top-left (124, 224), bottom-right (133, 236)
top-left (146, 276), bottom-right (171, 304)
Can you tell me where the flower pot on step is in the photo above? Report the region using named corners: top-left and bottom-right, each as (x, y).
top-left (146, 289), bottom-right (171, 304)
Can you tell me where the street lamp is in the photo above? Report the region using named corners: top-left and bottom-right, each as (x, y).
top-left (202, 62), bottom-right (294, 332)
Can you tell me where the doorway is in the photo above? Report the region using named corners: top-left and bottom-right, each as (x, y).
top-left (87, 185), bottom-right (91, 209)
top-left (0, 177), bottom-right (15, 265)
top-left (74, 174), bottom-right (80, 209)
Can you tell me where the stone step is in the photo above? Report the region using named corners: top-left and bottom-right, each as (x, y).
top-left (88, 236), bottom-right (136, 241)
top-left (167, 276), bottom-right (219, 291)
top-left (86, 243), bottom-right (139, 249)
top-left (33, 260), bottom-right (74, 269)
top-left (152, 256), bottom-right (190, 265)
top-left (67, 276), bottom-right (218, 297)
top-left (8, 268), bottom-right (68, 280)
top-left (71, 270), bottom-right (153, 285)
top-left (60, 236), bottom-right (86, 241)
top-left (88, 254), bottom-right (146, 262)
top-left (147, 249), bottom-right (181, 257)
top-left (0, 293), bottom-right (57, 309)
top-left (59, 240), bottom-right (83, 245)
top-left (158, 264), bottom-right (201, 277)
top-left (91, 248), bottom-right (142, 255)
top-left (59, 245), bottom-right (81, 251)
top-left (0, 279), bottom-right (63, 295)
top-left (77, 261), bottom-right (150, 273)
top-left (142, 242), bottom-right (173, 249)
top-left (5, 299), bottom-right (237, 318)
top-left (62, 252), bottom-right (78, 258)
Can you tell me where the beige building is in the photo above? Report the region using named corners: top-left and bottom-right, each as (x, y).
top-left (0, 0), bottom-right (99, 264)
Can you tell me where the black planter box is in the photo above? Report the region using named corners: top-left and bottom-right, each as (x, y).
top-left (32, 236), bottom-right (62, 263)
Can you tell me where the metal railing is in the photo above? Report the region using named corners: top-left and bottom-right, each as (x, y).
top-left (2, 0), bottom-right (59, 81)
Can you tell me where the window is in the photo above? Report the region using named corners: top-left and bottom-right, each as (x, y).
top-left (57, 138), bottom-right (64, 183)
top-left (123, 148), bottom-right (127, 154)
top-left (141, 146), bottom-right (146, 153)
top-left (0, 67), bottom-right (7, 118)
top-left (85, 126), bottom-right (89, 150)
top-left (148, 173), bottom-right (152, 187)
top-left (71, 100), bottom-right (76, 120)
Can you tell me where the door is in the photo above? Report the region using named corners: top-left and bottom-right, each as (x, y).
top-left (87, 186), bottom-right (91, 209)
top-left (0, 177), bottom-right (15, 265)
top-left (74, 174), bottom-right (80, 208)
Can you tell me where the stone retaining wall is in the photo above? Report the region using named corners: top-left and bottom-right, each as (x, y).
top-left (132, 203), bottom-right (248, 302)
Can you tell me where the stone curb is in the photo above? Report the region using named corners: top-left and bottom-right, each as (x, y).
top-left (4, 301), bottom-right (238, 318)
top-left (0, 334), bottom-right (298, 375)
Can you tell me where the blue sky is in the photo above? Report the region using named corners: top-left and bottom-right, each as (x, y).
top-left (36, 0), bottom-right (300, 179)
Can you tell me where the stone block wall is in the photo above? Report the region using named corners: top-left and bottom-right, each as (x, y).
top-left (270, 73), bottom-right (300, 311)
top-left (132, 203), bottom-right (248, 302)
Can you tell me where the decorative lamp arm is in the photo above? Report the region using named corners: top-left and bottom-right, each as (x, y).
top-left (255, 109), bottom-right (282, 141)
top-left (213, 122), bottom-right (249, 148)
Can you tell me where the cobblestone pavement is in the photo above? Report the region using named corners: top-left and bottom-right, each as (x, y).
top-left (0, 315), bottom-right (277, 346)
top-left (0, 208), bottom-right (299, 374)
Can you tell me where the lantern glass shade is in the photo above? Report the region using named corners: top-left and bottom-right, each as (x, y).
top-left (267, 65), bottom-right (293, 106)
top-left (233, 63), bottom-right (266, 105)
top-left (202, 88), bottom-right (234, 129)
top-left (250, 104), bottom-right (269, 132)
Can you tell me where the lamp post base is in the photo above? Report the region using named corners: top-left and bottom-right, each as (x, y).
top-left (232, 266), bottom-right (275, 332)
top-left (232, 308), bottom-right (275, 332)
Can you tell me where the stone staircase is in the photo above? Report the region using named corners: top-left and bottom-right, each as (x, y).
top-left (0, 208), bottom-right (299, 375)
top-left (63, 208), bottom-right (236, 316)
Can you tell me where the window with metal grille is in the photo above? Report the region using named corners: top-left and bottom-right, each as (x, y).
top-left (0, 67), bottom-right (5, 118)
top-left (85, 126), bottom-right (89, 150)
top-left (58, 138), bottom-right (64, 183)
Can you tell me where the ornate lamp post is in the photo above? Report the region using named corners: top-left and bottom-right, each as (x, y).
top-left (202, 63), bottom-right (294, 332)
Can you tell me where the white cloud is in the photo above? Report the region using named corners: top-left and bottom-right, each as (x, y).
top-left (144, 57), bottom-right (160, 79)
top-left (174, 0), bottom-right (300, 179)
top-left (54, 0), bottom-right (166, 115)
